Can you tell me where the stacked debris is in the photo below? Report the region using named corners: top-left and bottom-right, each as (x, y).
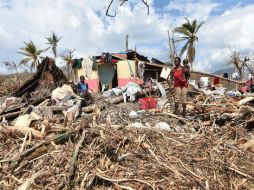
top-left (0, 68), bottom-right (254, 189)
top-left (13, 57), bottom-right (68, 98)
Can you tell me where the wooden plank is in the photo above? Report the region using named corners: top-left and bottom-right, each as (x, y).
top-left (191, 71), bottom-right (245, 85)
top-left (0, 110), bottom-right (22, 120)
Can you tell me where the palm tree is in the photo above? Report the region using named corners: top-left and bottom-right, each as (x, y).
top-left (46, 31), bottom-right (62, 58)
top-left (174, 18), bottom-right (205, 67)
top-left (61, 49), bottom-right (75, 80)
top-left (18, 40), bottom-right (44, 70)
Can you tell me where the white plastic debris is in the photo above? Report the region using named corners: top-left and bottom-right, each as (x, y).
top-left (155, 122), bottom-right (171, 131)
top-left (123, 92), bottom-right (127, 103)
top-left (14, 112), bottom-right (42, 128)
top-left (62, 100), bottom-right (82, 122)
top-left (189, 80), bottom-right (199, 89)
top-left (160, 67), bottom-right (171, 80)
top-left (150, 78), bottom-right (166, 99)
top-left (227, 90), bottom-right (242, 97)
top-left (199, 77), bottom-right (209, 88)
top-left (102, 90), bottom-right (113, 97)
top-left (122, 82), bottom-right (142, 102)
top-left (130, 122), bottom-right (146, 128)
top-left (112, 88), bottom-right (122, 96)
top-left (129, 111), bottom-right (139, 119)
top-left (157, 98), bottom-right (168, 109)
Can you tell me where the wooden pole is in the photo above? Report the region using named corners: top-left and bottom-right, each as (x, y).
top-left (126, 34), bottom-right (129, 51)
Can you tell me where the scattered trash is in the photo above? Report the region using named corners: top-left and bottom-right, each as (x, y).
top-left (112, 88), bottom-right (122, 96)
top-left (51, 84), bottom-right (79, 102)
top-left (130, 122), bottom-right (146, 128)
top-left (129, 111), bottom-right (139, 119)
top-left (155, 122), bottom-right (171, 130)
top-left (157, 98), bottom-right (168, 109)
top-left (1, 56), bottom-right (254, 190)
top-left (199, 77), bottom-right (209, 88)
top-left (139, 97), bottom-right (158, 110)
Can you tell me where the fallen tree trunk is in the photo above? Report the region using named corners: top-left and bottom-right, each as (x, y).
top-left (82, 105), bottom-right (96, 113)
top-left (110, 96), bottom-right (124, 104)
top-left (68, 129), bottom-right (87, 188)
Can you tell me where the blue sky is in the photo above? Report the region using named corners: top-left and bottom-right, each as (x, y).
top-left (0, 0), bottom-right (254, 73)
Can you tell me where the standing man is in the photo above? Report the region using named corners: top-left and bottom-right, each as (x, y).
top-left (167, 57), bottom-right (190, 117)
top-left (77, 75), bottom-right (93, 106)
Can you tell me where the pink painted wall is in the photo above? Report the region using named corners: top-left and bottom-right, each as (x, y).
top-left (118, 78), bottom-right (143, 87)
top-left (86, 79), bottom-right (99, 92)
top-left (86, 78), bottom-right (144, 92)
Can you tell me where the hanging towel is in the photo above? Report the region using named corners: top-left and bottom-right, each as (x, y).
top-left (82, 57), bottom-right (93, 78)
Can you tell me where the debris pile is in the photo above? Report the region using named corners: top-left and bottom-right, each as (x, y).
top-left (13, 57), bottom-right (68, 98)
top-left (0, 63), bottom-right (254, 189)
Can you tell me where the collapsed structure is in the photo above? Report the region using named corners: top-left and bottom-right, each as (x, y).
top-left (0, 54), bottom-right (254, 189)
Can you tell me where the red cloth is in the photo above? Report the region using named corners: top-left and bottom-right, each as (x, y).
top-left (112, 59), bottom-right (118, 64)
top-left (213, 77), bottom-right (220, 85)
top-left (241, 78), bottom-right (253, 92)
top-left (173, 66), bottom-right (188, 88)
top-left (99, 58), bottom-right (118, 64)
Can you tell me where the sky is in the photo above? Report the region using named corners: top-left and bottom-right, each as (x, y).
top-left (0, 0), bottom-right (254, 74)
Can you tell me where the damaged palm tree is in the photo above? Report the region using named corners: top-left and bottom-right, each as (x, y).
top-left (18, 40), bottom-right (45, 70)
top-left (46, 31), bottom-right (62, 59)
top-left (174, 18), bottom-right (205, 68)
top-left (106, 0), bottom-right (149, 17)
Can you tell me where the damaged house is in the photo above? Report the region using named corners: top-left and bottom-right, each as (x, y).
top-left (71, 50), bottom-right (151, 91)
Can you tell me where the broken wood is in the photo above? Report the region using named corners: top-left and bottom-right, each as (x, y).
top-left (68, 129), bottom-right (87, 188)
top-left (0, 110), bottom-right (22, 120)
top-left (2, 125), bottom-right (43, 139)
top-left (110, 96), bottom-right (124, 104)
top-left (82, 105), bottom-right (96, 113)
top-left (157, 112), bottom-right (187, 124)
top-left (238, 97), bottom-right (254, 105)
top-left (18, 169), bottom-right (47, 190)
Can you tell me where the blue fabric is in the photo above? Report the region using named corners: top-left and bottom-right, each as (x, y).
top-left (78, 82), bottom-right (88, 92)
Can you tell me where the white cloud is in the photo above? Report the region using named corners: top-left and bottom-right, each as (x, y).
top-left (195, 4), bottom-right (254, 72)
top-left (0, 0), bottom-right (170, 74)
top-left (165, 0), bottom-right (219, 20)
top-left (0, 0), bottom-right (254, 75)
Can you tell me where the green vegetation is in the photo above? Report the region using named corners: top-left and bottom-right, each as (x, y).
top-left (174, 18), bottom-right (205, 67)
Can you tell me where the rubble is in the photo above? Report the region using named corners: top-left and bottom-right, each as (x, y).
top-left (0, 62), bottom-right (254, 190)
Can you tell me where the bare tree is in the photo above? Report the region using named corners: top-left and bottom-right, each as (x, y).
top-left (106, 0), bottom-right (149, 17)
top-left (227, 47), bottom-right (254, 80)
top-left (4, 61), bottom-right (22, 86)
top-left (227, 48), bottom-right (244, 80)
top-left (61, 49), bottom-right (75, 80)
top-left (243, 56), bottom-right (254, 77)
